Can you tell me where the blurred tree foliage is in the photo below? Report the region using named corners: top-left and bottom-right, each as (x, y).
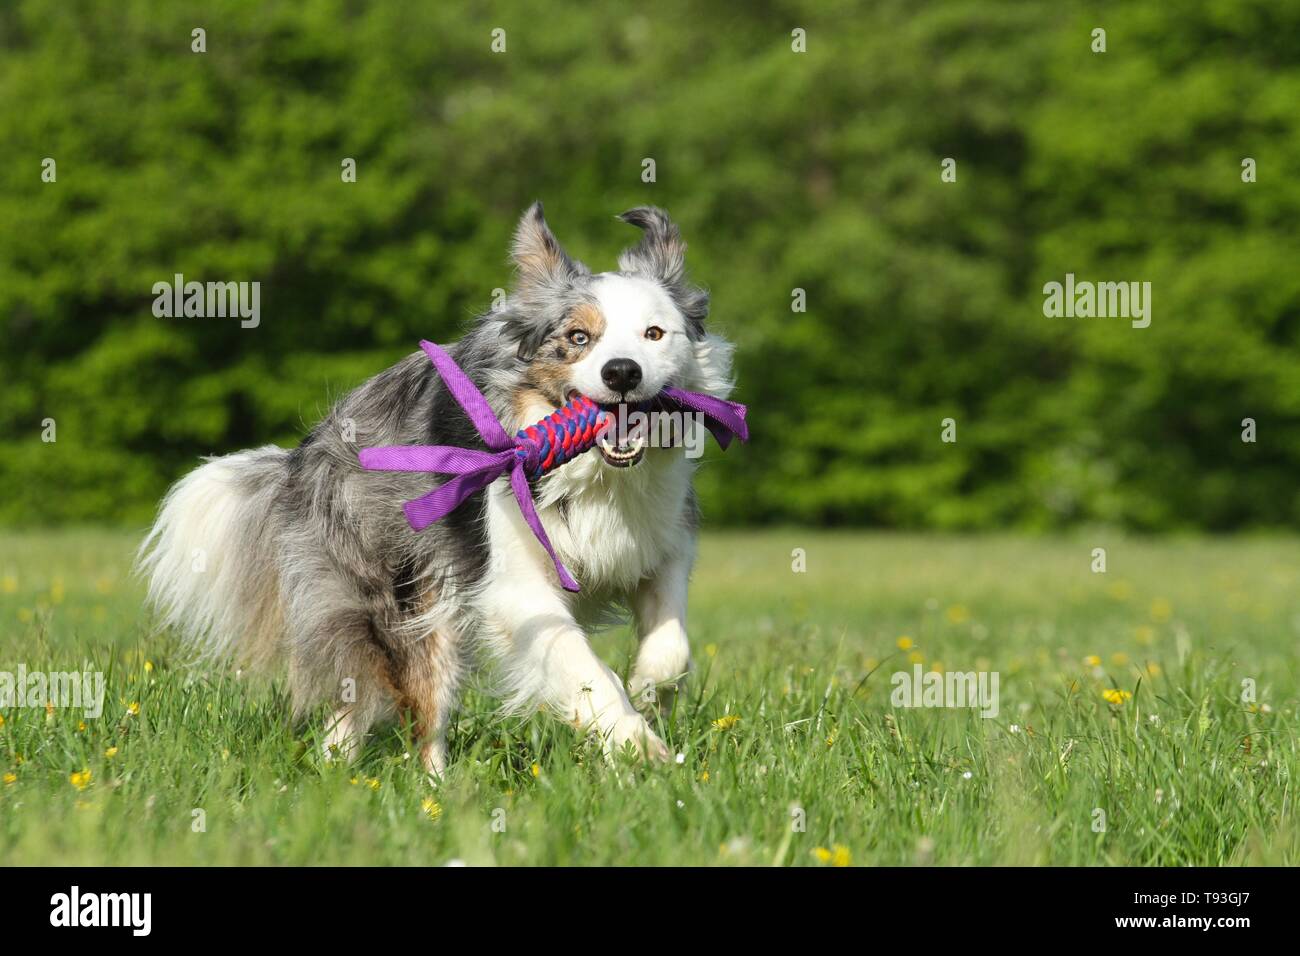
top-left (2, 0), bottom-right (1298, 529)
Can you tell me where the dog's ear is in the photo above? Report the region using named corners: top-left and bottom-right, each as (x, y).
top-left (616, 206), bottom-right (709, 337)
top-left (512, 201), bottom-right (585, 290)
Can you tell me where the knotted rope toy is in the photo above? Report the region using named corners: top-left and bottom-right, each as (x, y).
top-left (359, 340), bottom-right (749, 592)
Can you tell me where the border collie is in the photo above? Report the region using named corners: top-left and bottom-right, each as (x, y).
top-left (138, 204), bottom-right (735, 777)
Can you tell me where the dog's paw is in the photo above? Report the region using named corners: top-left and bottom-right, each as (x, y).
top-left (605, 713), bottom-right (671, 764)
top-left (628, 671), bottom-right (688, 719)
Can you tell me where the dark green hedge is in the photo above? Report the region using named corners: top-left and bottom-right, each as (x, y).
top-left (3, 0), bottom-right (1298, 529)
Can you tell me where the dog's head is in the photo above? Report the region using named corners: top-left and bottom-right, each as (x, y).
top-left (495, 202), bottom-right (732, 468)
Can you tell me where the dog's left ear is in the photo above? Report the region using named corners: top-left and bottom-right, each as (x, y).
top-left (616, 206), bottom-right (709, 337)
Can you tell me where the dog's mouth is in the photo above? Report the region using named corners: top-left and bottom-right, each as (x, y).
top-left (566, 388), bottom-right (647, 468)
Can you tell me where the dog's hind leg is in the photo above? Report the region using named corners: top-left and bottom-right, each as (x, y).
top-left (391, 614), bottom-right (462, 781)
top-left (322, 706), bottom-right (364, 763)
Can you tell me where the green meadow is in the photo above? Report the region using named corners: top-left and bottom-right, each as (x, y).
top-left (1, 529), bottom-right (1296, 866)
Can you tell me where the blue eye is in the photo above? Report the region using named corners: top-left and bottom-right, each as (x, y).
top-left (568, 330), bottom-right (589, 347)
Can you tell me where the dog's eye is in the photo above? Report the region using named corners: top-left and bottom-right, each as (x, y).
top-left (645, 326), bottom-right (665, 341)
top-left (567, 330), bottom-right (589, 347)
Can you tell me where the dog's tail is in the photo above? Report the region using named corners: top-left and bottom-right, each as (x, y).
top-left (137, 447), bottom-right (288, 670)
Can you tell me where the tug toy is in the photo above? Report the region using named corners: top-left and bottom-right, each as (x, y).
top-left (359, 340), bottom-right (749, 592)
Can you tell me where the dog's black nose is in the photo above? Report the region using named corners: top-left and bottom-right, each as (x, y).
top-left (600, 358), bottom-right (642, 395)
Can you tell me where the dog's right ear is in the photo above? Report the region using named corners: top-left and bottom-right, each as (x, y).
top-left (511, 202), bottom-right (585, 290)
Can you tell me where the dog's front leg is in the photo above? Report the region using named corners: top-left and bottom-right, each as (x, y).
top-left (480, 499), bottom-right (669, 762)
top-left (482, 585), bottom-right (669, 761)
top-left (628, 549), bottom-right (693, 717)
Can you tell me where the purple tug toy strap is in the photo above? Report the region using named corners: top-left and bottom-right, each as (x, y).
top-left (358, 340), bottom-right (749, 592)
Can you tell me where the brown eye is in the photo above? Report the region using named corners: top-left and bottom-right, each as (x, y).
top-left (568, 330), bottom-right (590, 347)
top-left (645, 326), bottom-right (665, 341)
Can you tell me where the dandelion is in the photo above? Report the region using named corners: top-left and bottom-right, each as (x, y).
top-left (421, 798), bottom-right (442, 820)
top-left (77, 721), bottom-right (86, 732)
top-left (825, 730), bottom-right (837, 747)
top-left (812, 844), bottom-right (852, 867)
top-left (1083, 654), bottom-right (1101, 667)
top-left (530, 762), bottom-right (540, 778)
top-left (2, 772), bottom-right (16, 785)
top-left (712, 715), bottom-right (741, 730)
top-left (69, 769), bottom-right (92, 790)
top-left (704, 643), bottom-right (718, 658)
top-left (945, 605), bottom-right (970, 625)
top-left (105, 747), bottom-right (118, 759)
top-left (1102, 688), bottom-right (1132, 705)
top-left (908, 650), bottom-right (924, 665)
top-left (699, 770), bottom-right (710, 782)
top-left (1146, 662), bottom-right (1162, 678)
top-left (0, 714), bottom-right (5, 728)
top-left (1, 575), bottom-right (16, 594)
top-left (896, 636), bottom-right (914, 651)
top-left (366, 777), bottom-right (381, 791)
top-left (126, 702), bottom-right (140, 716)
top-left (144, 660), bottom-right (154, 673)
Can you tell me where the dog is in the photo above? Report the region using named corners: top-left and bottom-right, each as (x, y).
top-left (137, 203), bottom-right (735, 777)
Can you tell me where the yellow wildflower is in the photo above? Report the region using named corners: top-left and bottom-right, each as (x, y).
top-left (1111, 652), bottom-right (1129, 666)
top-left (1146, 662), bottom-right (1162, 678)
top-left (421, 798), bottom-right (442, 820)
top-left (896, 636), bottom-right (914, 651)
top-left (945, 605), bottom-right (970, 625)
top-left (1102, 688), bottom-right (1132, 705)
top-left (531, 762), bottom-right (540, 778)
top-left (69, 769), bottom-right (92, 790)
top-left (366, 777), bottom-right (381, 791)
top-left (712, 715), bottom-right (741, 730)
top-left (105, 747), bottom-right (118, 759)
top-left (1150, 598), bottom-right (1172, 622)
top-left (2, 772), bottom-right (16, 785)
top-left (1083, 655), bottom-right (1101, 667)
top-left (704, 643), bottom-right (718, 658)
top-left (144, 660), bottom-right (154, 673)
top-left (812, 845), bottom-right (852, 867)
top-left (908, 650), bottom-right (924, 665)
top-left (126, 702), bottom-right (140, 716)
top-left (1, 575), bottom-right (16, 594)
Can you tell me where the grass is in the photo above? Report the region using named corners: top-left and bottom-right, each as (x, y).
top-left (1, 528), bottom-right (1297, 866)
